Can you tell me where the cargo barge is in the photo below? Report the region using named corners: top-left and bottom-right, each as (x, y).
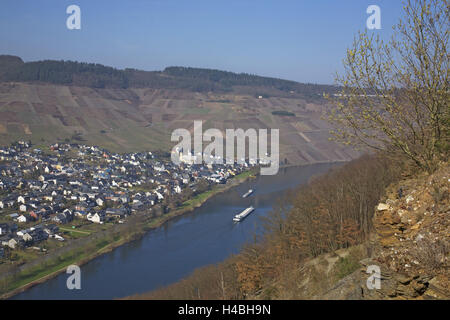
top-left (233, 206), bottom-right (255, 222)
top-left (242, 189), bottom-right (253, 198)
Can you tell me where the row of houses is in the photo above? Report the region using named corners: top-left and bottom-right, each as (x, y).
top-left (0, 222), bottom-right (59, 250)
top-left (0, 141), bottom-right (252, 255)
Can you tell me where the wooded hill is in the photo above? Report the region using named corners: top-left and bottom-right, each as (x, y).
top-left (0, 55), bottom-right (337, 98)
top-left (0, 54), bottom-right (357, 164)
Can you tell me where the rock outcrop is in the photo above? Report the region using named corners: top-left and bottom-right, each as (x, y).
top-left (324, 162), bottom-right (449, 299)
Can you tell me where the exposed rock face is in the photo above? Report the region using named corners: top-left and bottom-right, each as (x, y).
top-left (373, 203), bottom-right (401, 247)
top-left (322, 259), bottom-right (436, 300)
top-left (323, 162), bottom-right (449, 300)
top-left (377, 203), bottom-right (391, 211)
top-left (358, 259), bottom-right (438, 299)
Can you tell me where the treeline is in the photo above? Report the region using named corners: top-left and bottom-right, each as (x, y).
top-left (163, 66), bottom-right (335, 95)
top-left (0, 55), bottom-right (337, 97)
top-left (0, 55), bottom-right (23, 74)
top-left (0, 58), bottom-right (129, 88)
top-left (271, 110), bottom-right (296, 116)
top-left (131, 154), bottom-right (404, 300)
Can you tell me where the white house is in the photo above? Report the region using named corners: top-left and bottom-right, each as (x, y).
top-left (7, 238), bottom-right (18, 249)
top-left (54, 234), bottom-right (65, 241)
top-left (17, 215), bottom-right (27, 223)
top-left (17, 229), bottom-right (28, 236)
top-left (19, 204), bottom-right (27, 212)
top-left (22, 233), bottom-right (32, 242)
top-left (87, 213), bottom-right (103, 224)
top-left (74, 211), bottom-right (87, 219)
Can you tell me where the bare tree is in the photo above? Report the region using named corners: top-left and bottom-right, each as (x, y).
top-left (327, 0), bottom-right (449, 172)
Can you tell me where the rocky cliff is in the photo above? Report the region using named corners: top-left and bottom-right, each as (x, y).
top-left (323, 162), bottom-right (449, 299)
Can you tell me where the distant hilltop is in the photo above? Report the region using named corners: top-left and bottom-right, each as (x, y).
top-left (0, 55), bottom-right (338, 97)
top-left (0, 54), bottom-right (358, 165)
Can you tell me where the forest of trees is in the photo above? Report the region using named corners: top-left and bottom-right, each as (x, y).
top-left (0, 57), bottom-right (129, 88)
top-left (0, 55), bottom-right (337, 98)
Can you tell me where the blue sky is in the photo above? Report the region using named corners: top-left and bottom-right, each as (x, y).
top-left (0, 0), bottom-right (405, 84)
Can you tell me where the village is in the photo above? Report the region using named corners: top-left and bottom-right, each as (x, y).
top-left (0, 141), bottom-right (253, 261)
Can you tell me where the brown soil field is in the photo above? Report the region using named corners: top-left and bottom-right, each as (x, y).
top-left (0, 82), bottom-right (360, 164)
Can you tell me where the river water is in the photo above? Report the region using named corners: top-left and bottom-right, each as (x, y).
top-left (12, 163), bottom-right (336, 299)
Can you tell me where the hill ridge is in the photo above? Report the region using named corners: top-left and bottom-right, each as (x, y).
top-left (0, 55), bottom-right (337, 96)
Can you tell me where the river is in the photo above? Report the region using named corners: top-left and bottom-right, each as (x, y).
top-left (12, 163), bottom-right (337, 299)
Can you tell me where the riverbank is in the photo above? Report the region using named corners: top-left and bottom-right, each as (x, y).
top-left (0, 169), bottom-right (257, 300)
top-left (128, 156), bottom-right (405, 300)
